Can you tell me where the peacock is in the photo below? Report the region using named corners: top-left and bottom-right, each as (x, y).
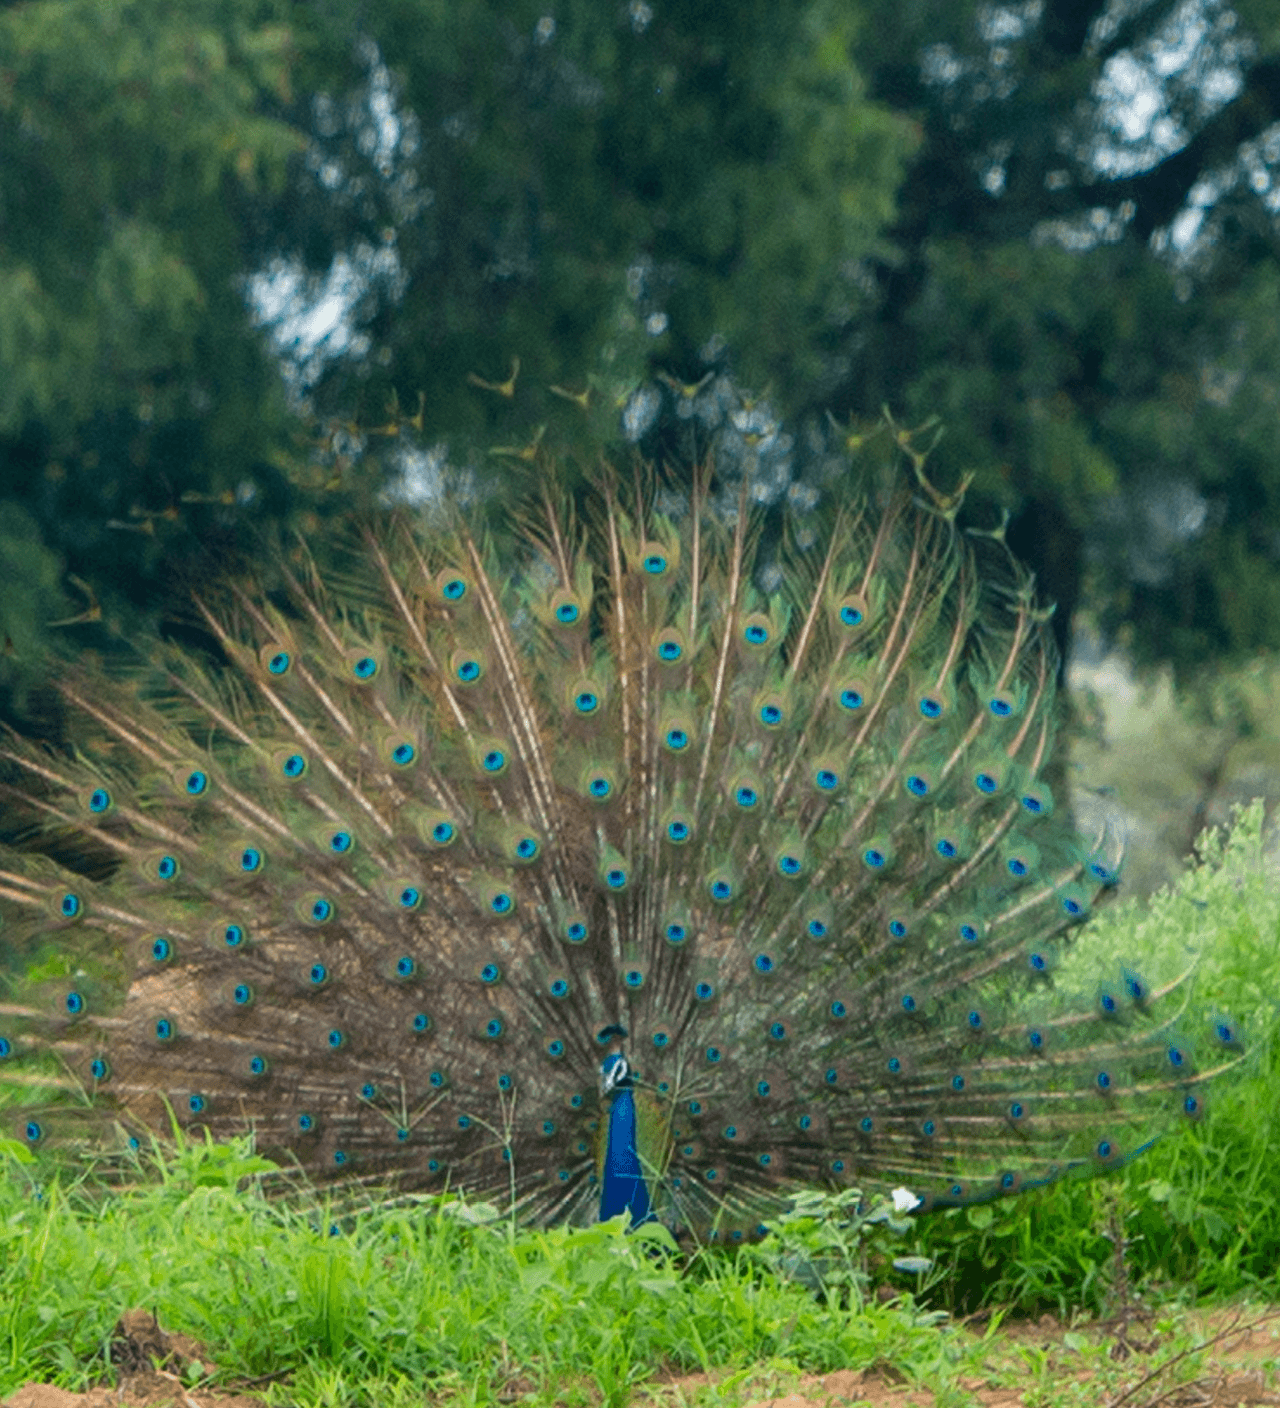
top-left (0, 433), bottom-right (1244, 1242)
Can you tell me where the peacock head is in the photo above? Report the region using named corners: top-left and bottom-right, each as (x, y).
top-left (598, 1023), bottom-right (633, 1094)
top-left (600, 1051), bottom-right (632, 1094)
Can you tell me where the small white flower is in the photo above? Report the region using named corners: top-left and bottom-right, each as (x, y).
top-left (891, 1186), bottom-right (922, 1213)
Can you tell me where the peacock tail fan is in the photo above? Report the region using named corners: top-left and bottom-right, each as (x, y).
top-left (0, 451), bottom-right (1244, 1241)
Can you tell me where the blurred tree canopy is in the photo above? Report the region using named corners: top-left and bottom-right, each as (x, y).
top-left (2, 0), bottom-right (1280, 712)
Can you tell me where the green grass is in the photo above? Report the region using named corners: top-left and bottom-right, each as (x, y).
top-left (0, 1145), bottom-right (983, 1406)
top-left (3, 802), bottom-right (1278, 1405)
top-left (904, 799), bottom-right (1280, 1320)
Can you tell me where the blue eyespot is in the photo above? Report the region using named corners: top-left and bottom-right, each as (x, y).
top-left (267, 651), bottom-right (291, 675)
top-left (329, 831), bottom-right (353, 853)
top-left (283, 753), bottom-right (307, 778)
top-left (88, 787), bottom-right (111, 813)
top-left (556, 601), bottom-right (580, 623)
top-left (481, 749), bottom-right (506, 773)
top-left (353, 656), bottom-right (378, 680)
top-left (575, 690), bottom-right (599, 714)
top-left (392, 742), bottom-right (416, 765)
top-left (240, 847), bottom-right (264, 872)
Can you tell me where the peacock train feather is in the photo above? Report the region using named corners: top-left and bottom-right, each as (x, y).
top-left (0, 449), bottom-right (1243, 1241)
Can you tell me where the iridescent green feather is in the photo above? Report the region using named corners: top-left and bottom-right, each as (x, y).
top-left (0, 448), bottom-right (1246, 1240)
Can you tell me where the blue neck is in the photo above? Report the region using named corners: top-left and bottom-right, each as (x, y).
top-left (598, 1085), bottom-right (655, 1227)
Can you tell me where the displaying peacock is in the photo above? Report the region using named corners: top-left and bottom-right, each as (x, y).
top-left (0, 436), bottom-right (1243, 1241)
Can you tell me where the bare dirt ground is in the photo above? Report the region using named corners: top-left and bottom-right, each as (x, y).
top-left (3, 1305), bottom-right (1279, 1408)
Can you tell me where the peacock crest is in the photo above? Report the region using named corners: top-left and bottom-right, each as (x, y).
top-left (0, 444), bottom-right (1243, 1240)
